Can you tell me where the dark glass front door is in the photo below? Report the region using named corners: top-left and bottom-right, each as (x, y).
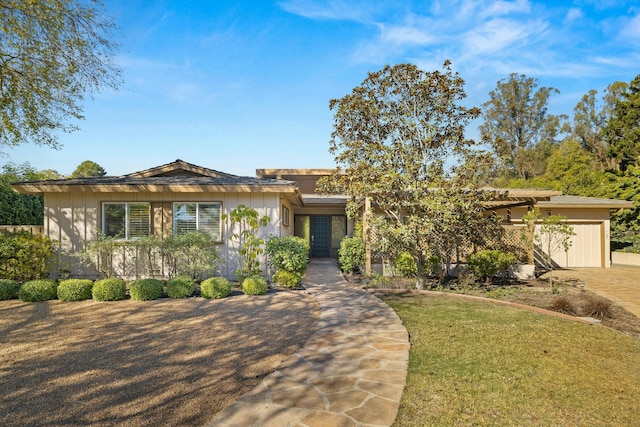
top-left (310, 216), bottom-right (331, 257)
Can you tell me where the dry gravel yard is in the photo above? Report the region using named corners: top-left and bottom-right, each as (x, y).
top-left (0, 289), bottom-right (320, 426)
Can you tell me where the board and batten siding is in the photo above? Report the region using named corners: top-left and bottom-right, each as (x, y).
top-left (43, 191), bottom-right (282, 279)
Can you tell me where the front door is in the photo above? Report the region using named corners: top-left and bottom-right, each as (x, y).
top-left (310, 216), bottom-right (331, 257)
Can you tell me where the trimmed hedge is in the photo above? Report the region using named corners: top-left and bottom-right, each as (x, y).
top-left (19, 279), bottom-right (58, 302)
top-left (57, 279), bottom-right (94, 302)
top-left (92, 278), bottom-right (127, 301)
top-left (242, 275), bottom-right (268, 295)
top-left (201, 277), bottom-right (232, 299)
top-left (166, 275), bottom-right (196, 299)
top-left (0, 279), bottom-right (20, 300)
top-left (129, 278), bottom-right (164, 301)
top-left (272, 270), bottom-right (301, 289)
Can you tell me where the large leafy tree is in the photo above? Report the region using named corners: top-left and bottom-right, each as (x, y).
top-left (70, 160), bottom-right (106, 178)
top-left (572, 82), bottom-right (627, 170)
top-left (0, 162), bottom-right (62, 225)
top-left (480, 73), bottom-right (567, 181)
top-left (604, 74), bottom-right (640, 172)
top-left (0, 0), bottom-right (120, 150)
top-left (318, 61), bottom-right (501, 288)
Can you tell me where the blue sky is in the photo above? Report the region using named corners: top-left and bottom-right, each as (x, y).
top-left (5, 0), bottom-right (640, 177)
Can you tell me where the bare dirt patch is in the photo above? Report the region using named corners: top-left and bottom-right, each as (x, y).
top-left (0, 289), bottom-right (320, 426)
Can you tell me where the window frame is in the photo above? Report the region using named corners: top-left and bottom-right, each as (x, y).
top-left (172, 202), bottom-right (223, 242)
top-left (282, 206), bottom-right (290, 226)
top-left (102, 202), bottom-right (151, 240)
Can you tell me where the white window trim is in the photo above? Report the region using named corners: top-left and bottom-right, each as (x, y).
top-left (102, 202), bottom-right (150, 240)
top-left (172, 202), bottom-right (223, 242)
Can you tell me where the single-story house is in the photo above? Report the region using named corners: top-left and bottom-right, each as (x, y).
top-left (11, 159), bottom-right (633, 279)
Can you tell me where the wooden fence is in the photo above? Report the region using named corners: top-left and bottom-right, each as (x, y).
top-left (0, 225), bottom-right (44, 235)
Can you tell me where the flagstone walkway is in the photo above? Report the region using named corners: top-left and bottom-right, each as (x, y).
top-left (206, 259), bottom-right (410, 427)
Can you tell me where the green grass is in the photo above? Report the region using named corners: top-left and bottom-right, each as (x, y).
top-left (382, 293), bottom-right (640, 427)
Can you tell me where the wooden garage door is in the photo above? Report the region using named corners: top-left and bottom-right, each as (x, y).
top-left (536, 222), bottom-right (603, 268)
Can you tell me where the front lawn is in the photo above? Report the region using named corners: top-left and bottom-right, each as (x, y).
top-left (382, 293), bottom-right (640, 427)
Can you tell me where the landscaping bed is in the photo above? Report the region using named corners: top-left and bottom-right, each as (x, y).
top-left (0, 289), bottom-right (320, 426)
top-left (347, 274), bottom-right (640, 339)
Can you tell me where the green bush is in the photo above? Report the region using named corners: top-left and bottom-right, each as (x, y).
top-left (338, 234), bottom-right (365, 274)
top-left (19, 279), bottom-right (58, 302)
top-left (242, 275), bottom-right (268, 295)
top-left (200, 277), bottom-right (232, 299)
top-left (129, 278), bottom-right (164, 301)
top-left (57, 279), bottom-right (93, 302)
top-left (272, 270), bottom-right (301, 289)
top-left (0, 231), bottom-right (56, 282)
top-left (395, 252), bottom-right (417, 278)
top-left (266, 236), bottom-right (309, 274)
top-left (0, 279), bottom-right (20, 300)
top-left (92, 278), bottom-right (127, 301)
top-left (467, 250), bottom-right (516, 283)
top-left (166, 275), bottom-right (196, 298)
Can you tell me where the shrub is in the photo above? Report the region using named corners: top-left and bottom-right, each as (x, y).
top-left (242, 275), bottom-right (268, 295)
top-left (201, 277), bottom-right (232, 299)
top-left (551, 295), bottom-right (577, 316)
top-left (266, 236), bottom-right (309, 274)
top-left (129, 278), bottom-right (164, 301)
top-left (92, 278), bottom-right (127, 301)
top-left (582, 295), bottom-right (612, 320)
top-left (0, 279), bottom-right (20, 300)
top-left (338, 234), bottom-right (365, 274)
top-left (19, 279), bottom-right (58, 302)
top-left (272, 270), bottom-right (301, 289)
top-left (395, 252), bottom-right (417, 278)
top-left (0, 231), bottom-right (56, 282)
top-left (57, 279), bottom-right (93, 302)
top-left (166, 275), bottom-right (196, 298)
top-left (161, 232), bottom-right (220, 279)
top-left (467, 250), bottom-right (516, 283)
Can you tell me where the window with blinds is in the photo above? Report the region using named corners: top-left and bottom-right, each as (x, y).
top-left (103, 203), bottom-right (150, 239)
top-left (173, 202), bottom-right (222, 241)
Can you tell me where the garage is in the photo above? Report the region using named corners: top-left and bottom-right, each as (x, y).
top-left (536, 222), bottom-right (604, 268)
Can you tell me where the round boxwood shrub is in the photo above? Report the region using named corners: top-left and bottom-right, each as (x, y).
top-left (92, 278), bottom-right (127, 302)
top-left (166, 275), bottom-right (196, 299)
top-left (57, 279), bottom-right (94, 302)
top-left (129, 278), bottom-right (164, 301)
top-left (272, 270), bottom-right (301, 289)
top-left (200, 277), bottom-right (232, 299)
top-left (242, 275), bottom-right (268, 295)
top-left (0, 279), bottom-right (20, 300)
top-left (19, 279), bottom-right (58, 302)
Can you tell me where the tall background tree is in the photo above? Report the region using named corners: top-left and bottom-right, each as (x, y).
top-left (318, 61), bottom-right (501, 288)
top-left (0, 163), bottom-right (62, 225)
top-left (0, 0), bottom-right (120, 150)
top-left (480, 73), bottom-right (567, 183)
top-left (604, 74), bottom-right (640, 172)
top-left (70, 160), bottom-right (107, 178)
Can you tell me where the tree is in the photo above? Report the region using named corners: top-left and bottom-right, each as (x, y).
top-left (480, 73), bottom-right (567, 181)
top-left (0, 162), bottom-right (62, 225)
top-left (318, 61), bottom-right (502, 288)
top-left (572, 82), bottom-right (627, 170)
top-left (524, 208), bottom-right (575, 288)
top-left (604, 74), bottom-right (640, 172)
top-left (222, 205), bottom-right (270, 281)
top-left (70, 160), bottom-right (106, 178)
top-left (0, 0), bottom-right (121, 150)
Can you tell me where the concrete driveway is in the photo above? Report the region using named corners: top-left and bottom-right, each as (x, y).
top-left (542, 265), bottom-right (640, 319)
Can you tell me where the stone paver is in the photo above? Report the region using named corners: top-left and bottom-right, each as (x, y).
top-left (206, 259), bottom-right (409, 427)
top-left (542, 265), bottom-right (640, 318)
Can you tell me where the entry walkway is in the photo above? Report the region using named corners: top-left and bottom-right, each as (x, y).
top-left (542, 265), bottom-right (640, 319)
top-left (206, 259), bottom-right (410, 427)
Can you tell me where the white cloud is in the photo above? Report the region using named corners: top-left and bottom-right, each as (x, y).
top-left (564, 8), bottom-right (583, 23)
top-left (618, 13), bottom-right (640, 41)
top-left (476, 0), bottom-right (531, 19)
top-left (462, 18), bottom-right (547, 55)
top-left (378, 23), bottom-right (435, 45)
top-left (277, 0), bottom-right (373, 22)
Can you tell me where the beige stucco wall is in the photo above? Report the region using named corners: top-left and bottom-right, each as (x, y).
top-left (44, 191), bottom-right (282, 279)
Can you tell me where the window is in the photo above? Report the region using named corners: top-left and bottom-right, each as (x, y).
top-left (173, 202), bottom-right (222, 241)
top-left (103, 203), bottom-right (150, 239)
top-left (282, 206), bottom-right (290, 226)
